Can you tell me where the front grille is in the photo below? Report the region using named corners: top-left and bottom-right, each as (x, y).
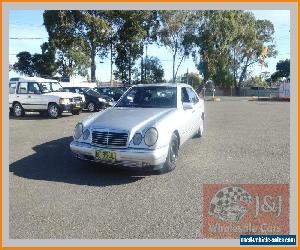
top-left (92, 131), bottom-right (128, 147)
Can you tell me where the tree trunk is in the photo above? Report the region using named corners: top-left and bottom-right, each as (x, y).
top-left (91, 47), bottom-right (96, 82)
top-left (110, 39), bottom-right (113, 86)
top-left (141, 57), bottom-right (144, 84)
top-left (172, 53), bottom-right (176, 83)
top-left (145, 44), bottom-right (148, 83)
top-left (236, 58), bottom-right (250, 96)
top-left (128, 56), bottom-right (131, 85)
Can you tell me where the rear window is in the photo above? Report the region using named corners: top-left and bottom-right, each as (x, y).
top-left (9, 83), bottom-right (17, 94)
top-left (10, 77), bottom-right (20, 81)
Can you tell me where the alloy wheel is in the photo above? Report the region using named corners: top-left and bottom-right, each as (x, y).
top-left (14, 104), bottom-right (22, 117)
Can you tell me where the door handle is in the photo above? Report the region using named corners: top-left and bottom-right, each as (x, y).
top-left (28, 96), bottom-right (31, 98)
top-left (17, 95), bottom-right (19, 98)
top-left (192, 110), bottom-right (195, 113)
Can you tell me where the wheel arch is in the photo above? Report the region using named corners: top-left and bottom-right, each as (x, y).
top-left (12, 101), bottom-right (22, 107)
top-left (173, 130), bottom-right (180, 148)
top-left (47, 101), bottom-right (58, 108)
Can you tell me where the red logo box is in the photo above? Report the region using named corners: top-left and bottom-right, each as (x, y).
top-left (203, 184), bottom-right (289, 238)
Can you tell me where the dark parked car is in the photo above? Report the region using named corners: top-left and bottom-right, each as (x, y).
top-left (94, 86), bottom-right (129, 102)
top-left (63, 87), bottom-right (113, 112)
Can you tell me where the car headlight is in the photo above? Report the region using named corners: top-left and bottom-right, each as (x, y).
top-left (98, 97), bottom-right (106, 102)
top-left (82, 129), bottom-right (90, 140)
top-left (59, 98), bottom-right (70, 105)
top-left (74, 123), bottom-right (83, 139)
top-left (132, 133), bottom-right (142, 145)
top-left (144, 128), bottom-right (158, 147)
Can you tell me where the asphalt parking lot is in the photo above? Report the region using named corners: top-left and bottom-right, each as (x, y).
top-left (9, 97), bottom-right (290, 239)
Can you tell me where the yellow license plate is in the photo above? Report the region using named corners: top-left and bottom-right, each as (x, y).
top-left (95, 150), bottom-right (116, 161)
top-left (75, 103), bottom-right (81, 108)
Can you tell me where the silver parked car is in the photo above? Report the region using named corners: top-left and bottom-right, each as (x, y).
top-left (70, 83), bottom-right (205, 173)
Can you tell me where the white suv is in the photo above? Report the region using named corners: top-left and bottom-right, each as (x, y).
top-left (9, 77), bottom-right (84, 119)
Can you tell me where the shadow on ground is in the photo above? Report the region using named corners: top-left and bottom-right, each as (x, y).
top-left (9, 113), bottom-right (76, 120)
top-left (9, 136), bottom-right (146, 187)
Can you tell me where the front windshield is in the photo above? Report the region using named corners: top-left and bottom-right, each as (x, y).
top-left (116, 86), bottom-right (177, 108)
top-left (40, 82), bottom-right (63, 93)
top-left (114, 87), bottom-right (126, 94)
top-left (85, 89), bottom-right (100, 97)
top-left (51, 82), bottom-right (63, 92)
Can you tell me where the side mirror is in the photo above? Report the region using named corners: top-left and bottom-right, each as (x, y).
top-left (182, 102), bottom-right (194, 110)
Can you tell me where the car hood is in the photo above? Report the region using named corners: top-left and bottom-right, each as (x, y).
top-left (88, 107), bottom-right (175, 133)
top-left (42, 91), bottom-right (81, 98)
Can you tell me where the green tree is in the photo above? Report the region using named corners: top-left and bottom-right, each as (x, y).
top-left (276, 59), bottom-right (290, 77)
top-left (31, 42), bottom-right (58, 77)
top-left (73, 11), bottom-right (111, 81)
top-left (192, 11), bottom-right (240, 85)
top-left (14, 52), bottom-right (34, 76)
top-left (113, 11), bottom-right (155, 85)
top-left (14, 43), bottom-right (58, 77)
top-left (135, 56), bottom-right (164, 84)
top-left (158, 10), bottom-right (198, 83)
top-left (141, 11), bottom-right (160, 83)
top-left (243, 76), bottom-right (267, 87)
top-left (189, 11), bottom-right (276, 92)
top-left (270, 59), bottom-right (290, 82)
top-left (229, 16), bottom-right (277, 92)
top-left (180, 72), bottom-right (203, 88)
top-left (43, 10), bottom-right (108, 79)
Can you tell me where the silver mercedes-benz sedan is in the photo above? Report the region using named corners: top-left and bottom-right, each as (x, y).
top-left (70, 83), bottom-right (205, 173)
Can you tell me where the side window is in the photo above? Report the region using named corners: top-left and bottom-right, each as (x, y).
top-left (181, 87), bottom-right (190, 102)
top-left (18, 82), bottom-right (28, 94)
top-left (187, 88), bottom-right (199, 104)
top-left (28, 82), bottom-right (41, 94)
top-left (9, 83), bottom-right (16, 94)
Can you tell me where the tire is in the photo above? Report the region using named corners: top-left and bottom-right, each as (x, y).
top-left (71, 109), bottom-right (81, 115)
top-left (47, 103), bottom-right (60, 119)
top-left (87, 102), bottom-right (96, 112)
top-left (13, 102), bottom-right (24, 117)
top-left (157, 133), bottom-right (179, 174)
top-left (196, 122), bottom-right (204, 138)
top-left (196, 113), bottom-right (204, 138)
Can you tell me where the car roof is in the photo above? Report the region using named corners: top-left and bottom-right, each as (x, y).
top-left (9, 76), bottom-right (58, 83)
top-left (134, 83), bottom-right (191, 88)
top-left (63, 86), bottom-right (86, 88)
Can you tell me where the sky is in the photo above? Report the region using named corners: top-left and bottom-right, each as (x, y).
top-left (9, 10), bottom-right (290, 82)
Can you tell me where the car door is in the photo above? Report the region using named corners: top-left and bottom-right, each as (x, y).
top-left (180, 87), bottom-right (195, 141)
top-left (27, 82), bottom-right (44, 110)
top-left (9, 82), bottom-right (17, 108)
top-left (16, 82), bottom-right (30, 110)
top-left (186, 87), bottom-right (202, 134)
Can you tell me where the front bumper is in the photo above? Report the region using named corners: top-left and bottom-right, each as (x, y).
top-left (60, 102), bottom-right (84, 112)
top-left (70, 141), bottom-right (168, 169)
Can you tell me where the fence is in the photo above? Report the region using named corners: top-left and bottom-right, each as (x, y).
top-left (204, 87), bottom-right (280, 97)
